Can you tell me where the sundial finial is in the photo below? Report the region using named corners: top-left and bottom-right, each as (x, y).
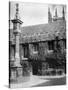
top-left (15, 3), bottom-right (19, 19)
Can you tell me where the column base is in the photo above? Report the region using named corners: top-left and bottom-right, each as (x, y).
top-left (10, 67), bottom-right (17, 81)
top-left (13, 61), bottom-right (23, 77)
top-left (16, 67), bottom-right (23, 77)
top-left (10, 67), bottom-right (23, 81)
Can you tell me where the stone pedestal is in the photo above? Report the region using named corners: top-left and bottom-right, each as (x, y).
top-left (16, 67), bottom-right (23, 77)
top-left (10, 67), bottom-right (23, 81)
top-left (10, 68), bottom-right (17, 80)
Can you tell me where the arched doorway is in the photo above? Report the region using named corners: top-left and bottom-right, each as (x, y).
top-left (31, 60), bottom-right (42, 75)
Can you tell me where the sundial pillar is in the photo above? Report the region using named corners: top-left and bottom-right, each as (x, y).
top-left (12, 3), bottom-right (23, 67)
top-left (11, 3), bottom-right (23, 78)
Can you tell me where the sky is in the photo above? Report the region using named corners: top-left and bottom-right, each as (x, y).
top-left (10, 1), bottom-right (66, 28)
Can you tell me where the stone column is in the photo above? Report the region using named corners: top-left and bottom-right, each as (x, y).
top-left (20, 45), bottom-right (24, 60)
top-left (14, 28), bottom-right (23, 77)
top-left (14, 33), bottom-right (20, 67)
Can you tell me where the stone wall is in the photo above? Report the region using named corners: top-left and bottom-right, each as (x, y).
top-left (10, 39), bottom-right (66, 61)
top-left (38, 42), bottom-right (48, 60)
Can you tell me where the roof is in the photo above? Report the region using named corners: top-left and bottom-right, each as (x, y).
top-left (10, 19), bottom-right (66, 44)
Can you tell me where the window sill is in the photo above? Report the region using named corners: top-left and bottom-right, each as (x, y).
top-left (47, 50), bottom-right (53, 53)
top-left (33, 51), bottom-right (38, 54)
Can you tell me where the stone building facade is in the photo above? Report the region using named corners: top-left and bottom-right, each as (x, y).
top-left (9, 4), bottom-right (66, 79)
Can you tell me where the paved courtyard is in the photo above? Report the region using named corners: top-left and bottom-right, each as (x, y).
top-left (10, 74), bottom-right (66, 88)
top-left (32, 75), bottom-right (66, 87)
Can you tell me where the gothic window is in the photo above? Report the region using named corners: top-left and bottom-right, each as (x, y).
top-left (33, 43), bottom-right (39, 52)
top-left (63, 39), bottom-right (66, 49)
top-left (48, 40), bottom-right (54, 50)
top-left (23, 45), bottom-right (29, 58)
